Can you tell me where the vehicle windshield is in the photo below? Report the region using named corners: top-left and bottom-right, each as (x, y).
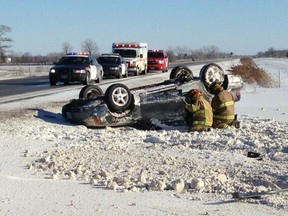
top-left (148, 52), bottom-right (164, 58)
top-left (97, 57), bottom-right (120, 64)
top-left (58, 57), bottom-right (89, 65)
top-left (114, 49), bottom-right (136, 58)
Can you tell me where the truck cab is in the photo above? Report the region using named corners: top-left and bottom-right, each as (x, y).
top-left (147, 50), bottom-right (169, 73)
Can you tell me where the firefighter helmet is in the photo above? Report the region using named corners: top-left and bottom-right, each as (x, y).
top-left (190, 89), bottom-right (202, 101)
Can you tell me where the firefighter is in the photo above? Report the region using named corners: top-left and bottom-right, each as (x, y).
top-left (183, 89), bottom-right (213, 132)
top-left (210, 82), bottom-right (235, 129)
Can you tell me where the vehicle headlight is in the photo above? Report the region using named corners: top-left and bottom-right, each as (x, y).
top-left (159, 60), bottom-right (163, 64)
top-left (74, 69), bottom-right (86, 73)
top-left (50, 69), bottom-right (56, 73)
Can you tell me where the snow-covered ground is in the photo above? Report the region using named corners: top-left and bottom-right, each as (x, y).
top-left (0, 58), bottom-right (287, 215)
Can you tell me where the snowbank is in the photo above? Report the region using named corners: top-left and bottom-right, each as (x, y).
top-left (0, 58), bottom-right (287, 215)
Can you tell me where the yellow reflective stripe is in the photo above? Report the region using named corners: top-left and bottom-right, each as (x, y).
top-left (214, 114), bottom-right (235, 120)
top-left (194, 110), bottom-right (204, 116)
top-left (193, 121), bottom-right (212, 126)
top-left (219, 101), bottom-right (234, 109)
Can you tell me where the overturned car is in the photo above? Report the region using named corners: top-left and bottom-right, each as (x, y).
top-left (62, 63), bottom-right (243, 128)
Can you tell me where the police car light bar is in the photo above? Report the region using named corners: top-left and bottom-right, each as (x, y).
top-left (67, 52), bottom-right (89, 55)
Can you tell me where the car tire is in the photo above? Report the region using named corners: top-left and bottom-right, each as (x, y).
top-left (134, 67), bottom-right (140, 76)
top-left (117, 72), bottom-right (122, 79)
top-left (162, 67), bottom-right (168, 73)
top-left (200, 63), bottom-right (225, 92)
top-left (142, 66), bottom-right (147, 75)
top-left (95, 71), bottom-right (103, 83)
top-left (105, 83), bottom-right (133, 112)
top-left (79, 85), bottom-right (103, 99)
top-left (49, 78), bottom-right (57, 86)
top-left (169, 66), bottom-right (193, 79)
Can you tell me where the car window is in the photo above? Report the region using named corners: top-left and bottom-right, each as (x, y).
top-left (98, 57), bottom-right (120, 64)
top-left (148, 52), bottom-right (164, 58)
top-left (58, 57), bottom-right (89, 65)
top-left (113, 49), bottom-right (136, 58)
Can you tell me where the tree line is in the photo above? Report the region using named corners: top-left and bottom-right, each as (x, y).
top-left (1, 24), bottom-right (288, 64)
top-left (256, 47), bottom-right (288, 58)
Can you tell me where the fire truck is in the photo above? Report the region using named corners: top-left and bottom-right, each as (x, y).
top-left (112, 42), bottom-right (148, 76)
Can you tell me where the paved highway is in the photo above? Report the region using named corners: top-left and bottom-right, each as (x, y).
top-left (0, 61), bottom-right (208, 104)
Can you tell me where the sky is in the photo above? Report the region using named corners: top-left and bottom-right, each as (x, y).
top-left (1, 0), bottom-right (288, 56)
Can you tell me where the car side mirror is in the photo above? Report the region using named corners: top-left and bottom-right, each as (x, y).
top-left (140, 54), bottom-right (143, 58)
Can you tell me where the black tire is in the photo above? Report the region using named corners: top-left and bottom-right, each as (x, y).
top-left (79, 85), bottom-right (103, 99)
top-left (95, 71), bottom-right (103, 83)
top-left (117, 71), bottom-right (122, 79)
top-left (200, 63), bottom-right (225, 92)
top-left (105, 83), bottom-right (133, 112)
top-left (142, 66), bottom-right (147, 75)
top-left (169, 66), bottom-right (193, 79)
top-left (124, 69), bottom-right (128, 78)
top-left (49, 77), bottom-right (57, 86)
top-left (134, 67), bottom-right (140, 76)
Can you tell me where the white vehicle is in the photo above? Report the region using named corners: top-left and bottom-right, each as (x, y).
top-left (112, 42), bottom-right (148, 76)
top-left (49, 52), bottom-right (103, 85)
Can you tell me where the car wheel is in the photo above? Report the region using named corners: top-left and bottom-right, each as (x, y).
top-left (95, 71), bottom-right (103, 83)
top-left (49, 78), bottom-right (57, 86)
top-left (142, 67), bottom-right (147, 75)
top-left (79, 85), bottom-right (103, 99)
top-left (169, 66), bottom-right (193, 80)
top-left (200, 63), bottom-right (225, 92)
top-left (134, 67), bottom-right (140, 76)
top-left (105, 83), bottom-right (133, 112)
top-left (117, 72), bottom-right (122, 79)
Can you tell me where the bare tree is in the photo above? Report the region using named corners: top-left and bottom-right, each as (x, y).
top-left (81, 39), bottom-right (99, 56)
top-left (203, 45), bottom-right (220, 59)
top-left (0, 25), bottom-right (12, 62)
top-left (166, 47), bottom-right (176, 62)
top-left (174, 45), bottom-right (190, 59)
top-left (62, 42), bottom-right (73, 54)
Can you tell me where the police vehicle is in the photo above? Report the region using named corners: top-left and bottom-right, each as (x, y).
top-left (49, 52), bottom-right (103, 85)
